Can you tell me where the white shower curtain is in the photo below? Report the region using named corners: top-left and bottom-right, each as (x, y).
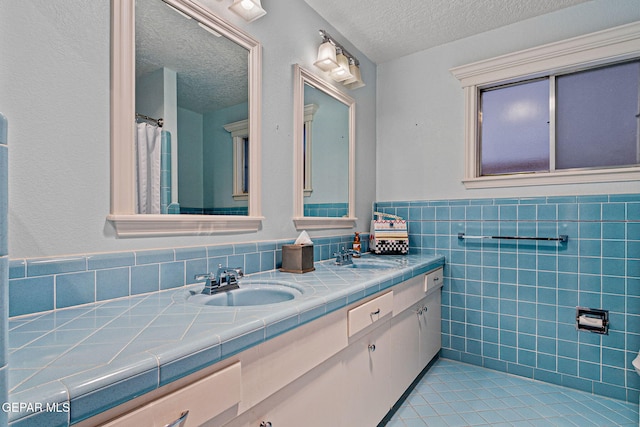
top-left (135, 122), bottom-right (162, 214)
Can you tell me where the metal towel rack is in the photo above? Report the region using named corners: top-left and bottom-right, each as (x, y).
top-left (458, 233), bottom-right (568, 243)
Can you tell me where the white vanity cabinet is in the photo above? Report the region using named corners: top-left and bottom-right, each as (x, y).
top-left (98, 362), bottom-right (242, 427)
top-left (389, 268), bottom-right (443, 401)
top-left (342, 320), bottom-right (393, 427)
top-left (237, 268), bottom-right (443, 427)
top-left (91, 267), bottom-right (443, 427)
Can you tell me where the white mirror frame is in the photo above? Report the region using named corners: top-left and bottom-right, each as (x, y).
top-left (108, 0), bottom-right (263, 237)
top-left (293, 65), bottom-right (356, 230)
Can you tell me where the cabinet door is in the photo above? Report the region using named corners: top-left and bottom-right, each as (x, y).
top-left (228, 357), bottom-right (346, 427)
top-left (342, 322), bottom-right (393, 427)
top-left (418, 290), bottom-right (442, 367)
top-left (389, 307), bottom-right (420, 399)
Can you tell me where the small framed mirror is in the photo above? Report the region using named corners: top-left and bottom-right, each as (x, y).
top-left (293, 65), bottom-right (356, 230)
top-left (108, 0), bottom-right (263, 236)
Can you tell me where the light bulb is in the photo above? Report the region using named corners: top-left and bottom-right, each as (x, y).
top-left (241, 0), bottom-right (254, 10)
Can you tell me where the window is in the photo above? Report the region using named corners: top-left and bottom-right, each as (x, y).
top-left (223, 119), bottom-right (249, 200)
top-left (480, 61), bottom-right (640, 176)
top-left (451, 22), bottom-right (640, 188)
top-left (480, 79), bottom-right (550, 175)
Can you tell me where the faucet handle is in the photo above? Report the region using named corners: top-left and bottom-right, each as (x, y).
top-left (194, 273), bottom-right (214, 281)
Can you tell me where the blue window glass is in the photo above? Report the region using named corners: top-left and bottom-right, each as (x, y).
top-left (556, 61), bottom-right (640, 170)
top-left (480, 79), bottom-right (550, 175)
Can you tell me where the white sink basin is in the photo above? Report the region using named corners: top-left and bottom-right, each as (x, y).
top-left (186, 281), bottom-right (302, 307)
top-left (340, 259), bottom-right (402, 269)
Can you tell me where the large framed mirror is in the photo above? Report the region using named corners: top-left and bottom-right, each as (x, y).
top-left (108, 0), bottom-right (262, 236)
top-left (293, 65), bottom-right (356, 230)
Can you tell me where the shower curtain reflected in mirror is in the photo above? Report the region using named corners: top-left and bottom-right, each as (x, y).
top-left (135, 122), bottom-right (162, 214)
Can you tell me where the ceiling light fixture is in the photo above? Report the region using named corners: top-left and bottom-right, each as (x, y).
top-left (314, 30), bottom-right (365, 90)
top-left (229, 0), bottom-right (266, 22)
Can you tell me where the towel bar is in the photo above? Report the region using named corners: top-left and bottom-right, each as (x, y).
top-left (458, 233), bottom-right (568, 243)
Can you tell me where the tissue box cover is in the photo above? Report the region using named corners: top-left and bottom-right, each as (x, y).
top-left (370, 212), bottom-right (409, 255)
top-left (281, 244), bottom-right (315, 273)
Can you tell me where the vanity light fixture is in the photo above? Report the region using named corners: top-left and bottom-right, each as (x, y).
top-left (313, 41), bottom-right (339, 72)
top-left (314, 30), bottom-right (365, 90)
top-left (229, 0), bottom-right (267, 22)
top-left (329, 49), bottom-right (353, 82)
top-left (344, 58), bottom-right (365, 89)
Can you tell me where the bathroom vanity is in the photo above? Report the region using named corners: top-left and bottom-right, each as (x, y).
top-left (8, 254), bottom-right (444, 426)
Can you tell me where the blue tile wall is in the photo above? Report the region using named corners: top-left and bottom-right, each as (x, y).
top-left (7, 233), bottom-right (368, 318)
top-left (304, 203), bottom-right (349, 218)
top-left (180, 207), bottom-right (249, 216)
top-left (376, 194), bottom-right (640, 403)
top-left (1, 112), bottom-right (9, 426)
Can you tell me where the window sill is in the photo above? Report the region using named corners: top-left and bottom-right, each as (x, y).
top-left (107, 214), bottom-right (263, 237)
top-left (463, 167), bottom-right (640, 189)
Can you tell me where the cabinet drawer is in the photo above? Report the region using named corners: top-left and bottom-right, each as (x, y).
top-left (424, 268), bottom-right (443, 292)
top-left (101, 362), bottom-right (241, 427)
top-left (348, 291), bottom-right (393, 337)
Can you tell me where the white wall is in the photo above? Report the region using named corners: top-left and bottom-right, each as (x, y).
top-left (0, 0), bottom-right (377, 258)
top-left (376, 0), bottom-right (640, 203)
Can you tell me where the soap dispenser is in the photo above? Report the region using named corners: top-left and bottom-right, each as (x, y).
top-left (352, 232), bottom-right (361, 257)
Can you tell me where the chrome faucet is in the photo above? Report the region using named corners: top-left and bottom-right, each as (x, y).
top-left (195, 264), bottom-right (244, 295)
top-left (333, 247), bottom-right (360, 265)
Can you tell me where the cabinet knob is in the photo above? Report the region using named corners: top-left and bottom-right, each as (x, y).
top-left (260, 422), bottom-right (272, 427)
top-left (371, 308), bottom-right (381, 316)
top-left (368, 344), bottom-right (376, 352)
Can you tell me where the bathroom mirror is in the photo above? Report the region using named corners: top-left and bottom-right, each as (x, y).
top-left (293, 65), bottom-right (356, 230)
top-left (109, 0), bottom-right (263, 236)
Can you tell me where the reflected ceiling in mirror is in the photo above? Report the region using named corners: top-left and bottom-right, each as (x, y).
top-left (293, 65), bottom-right (356, 230)
top-left (109, 0), bottom-right (263, 236)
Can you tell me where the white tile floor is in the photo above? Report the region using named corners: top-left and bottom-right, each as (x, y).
top-left (385, 359), bottom-right (638, 427)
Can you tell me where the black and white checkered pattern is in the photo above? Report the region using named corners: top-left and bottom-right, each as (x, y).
top-left (372, 239), bottom-right (409, 254)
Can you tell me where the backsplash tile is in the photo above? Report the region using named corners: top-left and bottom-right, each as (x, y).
top-left (9, 277), bottom-right (54, 317)
top-left (8, 234), bottom-right (368, 319)
top-left (376, 193), bottom-right (640, 403)
top-left (27, 257), bottom-right (86, 277)
top-left (87, 252), bottom-right (135, 270)
top-left (55, 272), bottom-right (95, 309)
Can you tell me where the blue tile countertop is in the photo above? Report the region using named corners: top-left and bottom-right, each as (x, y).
top-left (7, 253), bottom-right (445, 426)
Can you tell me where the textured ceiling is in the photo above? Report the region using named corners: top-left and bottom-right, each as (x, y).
top-left (136, 0), bottom-right (248, 113)
top-left (302, 0), bottom-right (590, 64)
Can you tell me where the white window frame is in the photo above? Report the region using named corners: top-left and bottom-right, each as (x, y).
top-left (223, 119), bottom-right (249, 201)
top-left (303, 103), bottom-right (318, 197)
top-left (450, 22), bottom-right (640, 189)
